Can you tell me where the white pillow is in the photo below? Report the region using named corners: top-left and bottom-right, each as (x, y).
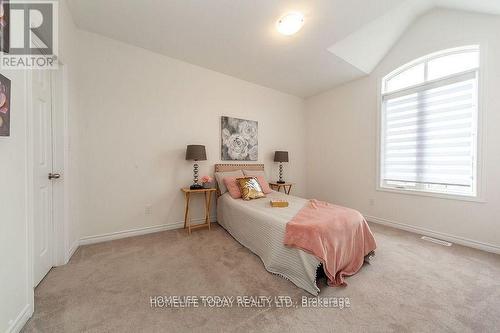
top-left (215, 170), bottom-right (244, 194)
top-left (243, 170), bottom-right (268, 181)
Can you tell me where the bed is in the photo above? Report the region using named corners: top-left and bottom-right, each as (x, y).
top-left (215, 163), bottom-right (321, 295)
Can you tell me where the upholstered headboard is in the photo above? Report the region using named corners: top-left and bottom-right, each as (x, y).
top-left (215, 163), bottom-right (264, 173)
top-left (214, 163), bottom-right (265, 196)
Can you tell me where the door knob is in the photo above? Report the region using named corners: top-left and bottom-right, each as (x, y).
top-left (48, 173), bottom-right (61, 180)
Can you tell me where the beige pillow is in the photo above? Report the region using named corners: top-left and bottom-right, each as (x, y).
top-left (243, 170), bottom-right (268, 181)
top-left (215, 170), bottom-right (244, 194)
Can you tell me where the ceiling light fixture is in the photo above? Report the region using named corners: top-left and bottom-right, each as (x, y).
top-left (276, 12), bottom-right (304, 36)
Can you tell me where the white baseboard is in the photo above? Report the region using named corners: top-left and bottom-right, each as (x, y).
top-left (79, 216), bottom-right (217, 246)
top-left (366, 215), bottom-right (500, 255)
top-left (7, 304), bottom-right (32, 333)
top-left (65, 239), bottom-right (80, 263)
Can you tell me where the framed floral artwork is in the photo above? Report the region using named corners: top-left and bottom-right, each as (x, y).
top-left (221, 116), bottom-right (258, 161)
top-left (0, 73), bottom-right (10, 136)
top-left (0, 0), bottom-right (9, 53)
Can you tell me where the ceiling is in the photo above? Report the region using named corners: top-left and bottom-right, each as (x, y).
top-left (67, 0), bottom-right (500, 98)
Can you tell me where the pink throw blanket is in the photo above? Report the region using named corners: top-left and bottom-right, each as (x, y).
top-left (284, 200), bottom-right (376, 287)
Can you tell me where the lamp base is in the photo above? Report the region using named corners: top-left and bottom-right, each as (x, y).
top-left (276, 180), bottom-right (286, 184)
top-left (190, 184), bottom-right (204, 190)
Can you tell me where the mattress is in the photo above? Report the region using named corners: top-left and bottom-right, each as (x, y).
top-left (217, 191), bottom-right (321, 295)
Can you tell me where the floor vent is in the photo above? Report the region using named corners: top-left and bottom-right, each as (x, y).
top-left (420, 236), bottom-right (452, 247)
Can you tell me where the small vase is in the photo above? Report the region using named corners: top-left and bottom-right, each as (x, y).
top-left (203, 182), bottom-right (213, 189)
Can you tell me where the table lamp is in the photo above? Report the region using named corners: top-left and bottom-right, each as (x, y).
top-left (274, 151), bottom-right (289, 184)
top-left (186, 145), bottom-right (207, 190)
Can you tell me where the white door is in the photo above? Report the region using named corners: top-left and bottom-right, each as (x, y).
top-left (32, 69), bottom-right (56, 287)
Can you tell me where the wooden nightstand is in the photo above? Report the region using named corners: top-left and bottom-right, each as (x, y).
top-left (181, 188), bottom-right (216, 235)
top-left (269, 182), bottom-right (294, 195)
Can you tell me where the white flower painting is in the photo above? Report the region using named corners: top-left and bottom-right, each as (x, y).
top-left (221, 116), bottom-right (258, 161)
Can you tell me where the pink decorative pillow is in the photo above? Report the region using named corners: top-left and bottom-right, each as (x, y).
top-left (223, 177), bottom-right (242, 199)
top-left (256, 176), bottom-right (272, 194)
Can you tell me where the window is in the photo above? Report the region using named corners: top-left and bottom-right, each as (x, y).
top-left (380, 46), bottom-right (480, 197)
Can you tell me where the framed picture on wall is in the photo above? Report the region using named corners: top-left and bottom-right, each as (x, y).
top-left (0, 73), bottom-right (11, 136)
top-left (221, 116), bottom-right (258, 161)
top-left (0, 0), bottom-right (9, 53)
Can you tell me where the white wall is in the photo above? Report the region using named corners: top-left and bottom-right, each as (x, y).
top-left (0, 69), bottom-right (31, 333)
top-left (306, 9), bottom-right (500, 250)
top-left (58, 0), bottom-right (81, 261)
top-left (76, 30), bottom-right (306, 239)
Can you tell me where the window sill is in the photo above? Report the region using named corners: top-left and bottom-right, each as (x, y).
top-left (376, 186), bottom-right (486, 203)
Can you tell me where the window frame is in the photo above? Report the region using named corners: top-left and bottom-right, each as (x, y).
top-left (377, 45), bottom-right (485, 202)
top-left (382, 45), bottom-right (480, 94)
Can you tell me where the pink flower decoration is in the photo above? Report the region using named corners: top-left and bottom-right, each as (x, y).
top-left (201, 175), bottom-right (213, 184)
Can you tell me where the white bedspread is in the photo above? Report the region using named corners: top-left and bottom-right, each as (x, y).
top-left (217, 191), bottom-right (321, 295)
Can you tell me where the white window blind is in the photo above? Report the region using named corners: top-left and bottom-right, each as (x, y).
top-left (380, 47), bottom-right (479, 197)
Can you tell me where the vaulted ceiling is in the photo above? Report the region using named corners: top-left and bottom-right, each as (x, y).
top-left (67, 0), bottom-right (500, 98)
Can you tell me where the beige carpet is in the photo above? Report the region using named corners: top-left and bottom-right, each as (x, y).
top-left (22, 223), bottom-right (500, 333)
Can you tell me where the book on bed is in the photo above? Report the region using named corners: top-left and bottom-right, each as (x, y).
top-left (270, 199), bottom-right (289, 207)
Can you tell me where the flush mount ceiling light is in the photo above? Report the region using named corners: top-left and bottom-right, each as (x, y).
top-left (276, 12), bottom-right (304, 36)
